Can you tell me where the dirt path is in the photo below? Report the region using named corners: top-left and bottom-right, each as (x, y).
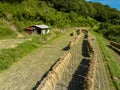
top-left (0, 30), bottom-right (77, 90)
top-left (54, 35), bottom-right (91, 90)
top-left (0, 39), bottom-right (26, 51)
top-left (7, 21), bottom-right (24, 38)
top-left (89, 33), bottom-right (115, 90)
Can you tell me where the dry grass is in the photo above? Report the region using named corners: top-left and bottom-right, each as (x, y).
top-left (0, 39), bottom-right (26, 50)
top-left (110, 41), bottom-right (120, 50)
top-left (85, 35), bottom-right (97, 90)
top-left (89, 32), bottom-right (115, 90)
top-left (0, 28), bottom-right (114, 90)
top-left (37, 52), bottom-right (71, 90)
top-left (0, 29), bottom-right (77, 90)
top-left (54, 34), bottom-right (91, 90)
top-left (54, 32), bottom-right (115, 90)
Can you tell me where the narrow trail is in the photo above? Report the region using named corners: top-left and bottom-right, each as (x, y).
top-left (0, 39), bottom-right (26, 51)
top-left (89, 34), bottom-right (115, 90)
top-left (54, 35), bottom-right (90, 90)
top-left (7, 21), bottom-right (24, 38)
top-left (0, 30), bottom-right (77, 90)
top-left (0, 21), bottom-right (25, 51)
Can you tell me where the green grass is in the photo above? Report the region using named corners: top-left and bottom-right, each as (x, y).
top-left (0, 18), bottom-right (17, 39)
top-left (95, 33), bottom-right (120, 90)
top-left (0, 30), bottom-right (63, 72)
top-left (46, 31), bottom-right (63, 43)
top-left (0, 38), bottom-right (39, 72)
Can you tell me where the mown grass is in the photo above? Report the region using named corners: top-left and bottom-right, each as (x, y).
top-left (95, 33), bottom-right (120, 90)
top-left (0, 30), bottom-right (63, 72)
top-left (0, 37), bottom-right (39, 72)
top-left (46, 31), bottom-right (63, 43)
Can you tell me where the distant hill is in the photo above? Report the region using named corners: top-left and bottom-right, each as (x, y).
top-left (0, 0), bottom-right (120, 42)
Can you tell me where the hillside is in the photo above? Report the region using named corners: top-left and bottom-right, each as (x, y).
top-left (0, 0), bottom-right (120, 42)
top-left (0, 0), bottom-right (120, 90)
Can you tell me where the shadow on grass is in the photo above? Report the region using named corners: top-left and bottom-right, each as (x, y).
top-left (107, 45), bottom-right (120, 55)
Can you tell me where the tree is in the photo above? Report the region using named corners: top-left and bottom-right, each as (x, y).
top-left (0, 0), bottom-right (24, 3)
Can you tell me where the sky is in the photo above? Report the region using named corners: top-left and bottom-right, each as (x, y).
top-left (86, 0), bottom-right (120, 10)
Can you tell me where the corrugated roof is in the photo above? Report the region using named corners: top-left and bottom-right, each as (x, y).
top-left (35, 25), bottom-right (49, 29)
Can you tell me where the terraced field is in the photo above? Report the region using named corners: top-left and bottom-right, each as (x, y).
top-left (54, 36), bottom-right (90, 90)
top-left (0, 29), bottom-right (77, 90)
top-left (107, 45), bottom-right (120, 66)
top-left (0, 29), bottom-right (118, 90)
top-left (54, 33), bottom-right (116, 90)
top-left (89, 34), bottom-right (115, 90)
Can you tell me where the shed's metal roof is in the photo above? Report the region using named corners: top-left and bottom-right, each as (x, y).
top-left (35, 25), bottom-right (49, 29)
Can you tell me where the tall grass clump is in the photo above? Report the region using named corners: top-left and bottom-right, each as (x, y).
top-left (96, 34), bottom-right (120, 90)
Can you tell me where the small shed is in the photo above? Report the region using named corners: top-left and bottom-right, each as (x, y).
top-left (35, 25), bottom-right (50, 34)
top-left (24, 25), bottom-right (50, 35)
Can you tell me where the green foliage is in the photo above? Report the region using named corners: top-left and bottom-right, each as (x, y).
top-left (0, 0), bottom-right (24, 3)
top-left (0, 18), bottom-right (17, 39)
top-left (95, 22), bottom-right (120, 43)
top-left (0, 0), bottom-right (98, 28)
top-left (0, 30), bottom-right (63, 72)
top-left (96, 34), bottom-right (120, 90)
top-left (0, 0), bottom-right (120, 42)
top-left (42, 0), bottom-right (120, 43)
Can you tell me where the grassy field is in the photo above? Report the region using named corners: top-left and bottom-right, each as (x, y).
top-left (0, 28), bottom-right (118, 90)
top-left (89, 35), bottom-right (114, 90)
top-left (95, 33), bottom-right (120, 90)
top-left (54, 32), bottom-right (115, 90)
top-left (107, 45), bottom-right (120, 66)
top-left (55, 34), bottom-right (91, 90)
top-left (0, 39), bottom-right (26, 51)
top-left (0, 36), bottom-right (39, 72)
top-left (0, 28), bottom-right (65, 72)
top-left (0, 29), bottom-right (77, 90)
top-left (0, 18), bottom-right (17, 39)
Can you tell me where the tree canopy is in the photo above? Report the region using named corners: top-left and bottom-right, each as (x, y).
top-left (0, 0), bottom-right (120, 42)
